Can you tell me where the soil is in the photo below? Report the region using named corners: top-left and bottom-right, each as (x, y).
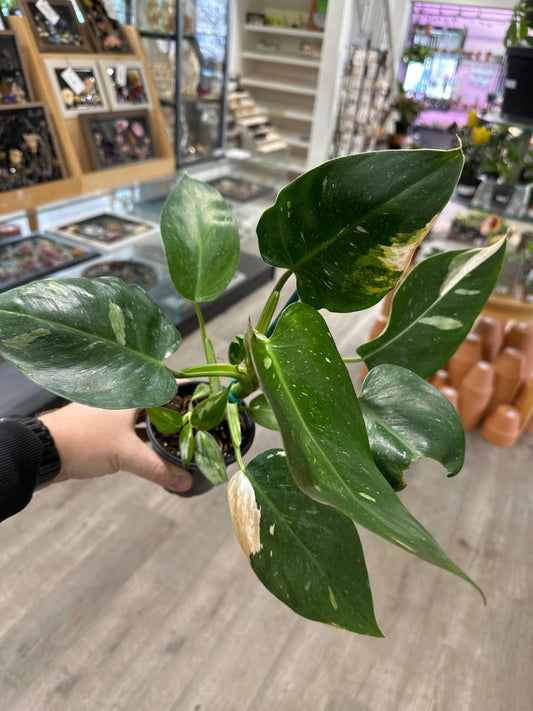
top-left (151, 392), bottom-right (242, 463)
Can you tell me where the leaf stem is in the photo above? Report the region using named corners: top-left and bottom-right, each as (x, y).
top-left (343, 356), bottom-right (363, 364)
top-left (255, 270), bottom-right (292, 333)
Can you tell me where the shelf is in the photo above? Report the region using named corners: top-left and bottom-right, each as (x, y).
top-left (244, 24), bottom-right (323, 39)
top-left (277, 130), bottom-right (310, 149)
top-left (241, 76), bottom-right (317, 96)
top-left (242, 51), bottom-right (321, 68)
top-left (264, 103), bottom-right (314, 122)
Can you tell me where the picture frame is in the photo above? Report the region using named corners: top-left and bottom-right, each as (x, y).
top-left (0, 102), bottom-right (65, 192)
top-left (98, 59), bottom-right (153, 110)
top-left (44, 58), bottom-right (108, 118)
top-left (0, 31), bottom-right (33, 104)
top-left (76, 0), bottom-right (131, 54)
top-left (80, 110), bottom-right (157, 170)
top-left (47, 210), bottom-right (157, 250)
top-left (18, 0), bottom-right (92, 53)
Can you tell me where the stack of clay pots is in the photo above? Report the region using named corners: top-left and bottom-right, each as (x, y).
top-left (364, 313), bottom-right (533, 447)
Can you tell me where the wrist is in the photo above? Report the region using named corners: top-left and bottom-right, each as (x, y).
top-left (0, 415), bottom-right (61, 489)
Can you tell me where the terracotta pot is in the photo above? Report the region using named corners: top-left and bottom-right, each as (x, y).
top-left (503, 321), bottom-right (533, 381)
top-left (482, 404), bottom-right (521, 447)
top-left (473, 315), bottom-right (504, 362)
top-left (369, 314), bottom-right (388, 341)
top-left (488, 347), bottom-right (525, 414)
top-left (458, 361), bottom-right (494, 430)
top-left (447, 333), bottom-right (482, 388)
top-left (513, 378), bottom-right (533, 432)
top-left (429, 369), bottom-right (449, 389)
top-left (437, 384), bottom-right (459, 410)
top-left (146, 381), bottom-right (256, 497)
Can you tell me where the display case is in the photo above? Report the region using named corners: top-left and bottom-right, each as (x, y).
top-left (0, 161), bottom-right (276, 416)
top-left (132, 0), bottom-right (230, 166)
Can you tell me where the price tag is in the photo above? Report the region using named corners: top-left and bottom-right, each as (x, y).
top-left (115, 63), bottom-right (127, 87)
top-left (102, 0), bottom-right (118, 21)
top-left (60, 67), bottom-right (86, 96)
top-left (36, 0), bottom-right (60, 25)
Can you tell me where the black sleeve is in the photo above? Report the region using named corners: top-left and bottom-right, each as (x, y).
top-left (0, 420), bottom-right (42, 522)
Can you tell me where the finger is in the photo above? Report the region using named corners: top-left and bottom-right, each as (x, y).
top-left (117, 435), bottom-right (192, 492)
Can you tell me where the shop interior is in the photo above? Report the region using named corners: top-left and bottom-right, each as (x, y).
top-left (0, 0), bottom-right (532, 709)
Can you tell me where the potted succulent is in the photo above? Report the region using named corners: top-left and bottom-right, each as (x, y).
top-left (0, 148), bottom-right (505, 636)
top-left (502, 0), bottom-right (533, 122)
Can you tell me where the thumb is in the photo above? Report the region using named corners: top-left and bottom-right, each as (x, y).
top-left (117, 433), bottom-right (192, 493)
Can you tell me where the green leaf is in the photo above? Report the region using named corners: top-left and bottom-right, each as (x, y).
top-left (359, 365), bottom-right (465, 491)
top-left (248, 393), bottom-right (280, 430)
top-left (145, 406), bottom-right (183, 435)
top-left (357, 239), bottom-right (506, 378)
top-left (179, 422), bottom-right (194, 468)
top-left (160, 174), bottom-right (240, 302)
top-left (251, 302), bottom-right (481, 595)
top-left (228, 336), bottom-right (245, 365)
top-left (0, 278), bottom-right (181, 408)
top-left (194, 430), bottom-right (227, 485)
top-left (226, 402), bottom-right (242, 448)
top-left (191, 388), bottom-right (229, 430)
top-left (256, 148), bottom-right (464, 313)
top-left (228, 452), bottom-right (382, 636)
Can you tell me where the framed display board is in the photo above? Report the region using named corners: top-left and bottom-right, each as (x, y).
top-left (80, 109), bottom-right (157, 170)
top-left (76, 0), bottom-right (131, 53)
top-left (47, 210), bottom-right (157, 250)
top-left (0, 31), bottom-right (33, 104)
top-left (99, 59), bottom-right (153, 110)
top-left (44, 58), bottom-right (108, 117)
top-left (0, 102), bottom-right (65, 192)
top-left (0, 232), bottom-right (98, 291)
top-left (18, 0), bottom-right (92, 53)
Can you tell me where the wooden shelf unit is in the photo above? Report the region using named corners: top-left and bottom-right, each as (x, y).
top-left (1, 17), bottom-right (175, 218)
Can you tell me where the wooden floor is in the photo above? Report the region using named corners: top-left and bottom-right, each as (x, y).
top-left (1, 274), bottom-right (532, 711)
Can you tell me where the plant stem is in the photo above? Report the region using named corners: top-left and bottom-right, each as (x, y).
top-left (343, 356), bottom-right (363, 363)
top-left (195, 301), bottom-right (221, 391)
top-left (255, 270), bottom-right (292, 333)
top-left (195, 302), bottom-right (212, 363)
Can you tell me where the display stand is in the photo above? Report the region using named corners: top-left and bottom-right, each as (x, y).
top-left (2, 17), bottom-right (175, 218)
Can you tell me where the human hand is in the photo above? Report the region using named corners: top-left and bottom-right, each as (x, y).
top-left (39, 403), bottom-right (192, 493)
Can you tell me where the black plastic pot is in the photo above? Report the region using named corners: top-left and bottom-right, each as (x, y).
top-left (146, 381), bottom-right (256, 497)
top-left (502, 47), bottom-right (533, 123)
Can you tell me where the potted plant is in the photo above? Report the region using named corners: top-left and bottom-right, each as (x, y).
top-left (502, 0), bottom-right (533, 122)
top-left (0, 148), bottom-right (505, 636)
top-left (448, 111), bottom-right (511, 198)
top-left (389, 87), bottom-right (425, 148)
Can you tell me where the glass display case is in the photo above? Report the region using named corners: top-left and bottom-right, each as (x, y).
top-left (131, 0), bottom-right (230, 166)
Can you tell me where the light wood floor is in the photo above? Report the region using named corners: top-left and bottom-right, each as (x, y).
top-left (1, 274), bottom-right (532, 711)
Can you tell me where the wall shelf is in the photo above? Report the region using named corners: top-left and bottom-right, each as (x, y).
top-left (244, 24), bottom-right (324, 40)
top-left (241, 51), bottom-right (321, 68)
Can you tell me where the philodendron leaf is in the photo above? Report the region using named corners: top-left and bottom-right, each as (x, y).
top-left (0, 278), bottom-right (180, 408)
top-left (248, 394), bottom-right (280, 430)
top-left (179, 422), bottom-right (194, 468)
top-left (357, 239), bottom-right (506, 378)
top-left (251, 302), bottom-right (481, 596)
top-left (146, 406), bottom-right (183, 435)
top-left (194, 430), bottom-right (227, 485)
top-left (228, 451), bottom-right (383, 636)
top-left (191, 388), bottom-right (229, 430)
top-left (160, 173), bottom-right (240, 302)
top-left (256, 148), bottom-right (463, 313)
top-left (359, 364), bottom-right (465, 491)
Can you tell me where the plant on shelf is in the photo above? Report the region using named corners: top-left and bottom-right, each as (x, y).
top-left (448, 110), bottom-right (512, 188)
top-left (504, 0), bottom-right (533, 47)
top-left (390, 88), bottom-right (426, 131)
top-left (0, 148), bottom-right (506, 636)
